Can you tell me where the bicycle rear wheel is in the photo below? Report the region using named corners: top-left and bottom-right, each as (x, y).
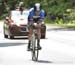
top-left (31, 33), bottom-right (39, 61)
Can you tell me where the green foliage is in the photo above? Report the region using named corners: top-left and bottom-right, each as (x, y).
top-left (0, 0), bottom-right (75, 23)
top-left (55, 18), bottom-right (64, 24)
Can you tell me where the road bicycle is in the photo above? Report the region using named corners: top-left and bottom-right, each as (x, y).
top-left (30, 16), bottom-right (41, 61)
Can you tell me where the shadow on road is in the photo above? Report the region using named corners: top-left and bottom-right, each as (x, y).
top-left (47, 27), bottom-right (75, 31)
top-left (0, 43), bottom-right (27, 47)
top-left (8, 37), bottom-right (48, 40)
top-left (37, 60), bottom-right (73, 64)
top-left (8, 37), bottom-right (28, 40)
top-left (37, 60), bottom-right (52, 63)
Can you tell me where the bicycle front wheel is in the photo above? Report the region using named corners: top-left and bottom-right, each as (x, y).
top-left (31, 33), bottom-right (39, 61)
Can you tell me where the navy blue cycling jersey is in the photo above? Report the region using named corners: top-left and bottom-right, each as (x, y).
top-left (28, 8), bottom-right (45, 21)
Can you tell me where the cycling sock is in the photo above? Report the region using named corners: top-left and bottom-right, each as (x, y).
top-left (28, 40), bottom-right (31, 48)
top-left (37, 39), bottom-right (40, 46)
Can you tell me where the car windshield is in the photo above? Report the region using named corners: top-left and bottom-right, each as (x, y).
top-left (11, 10), bottom-right (29, 19)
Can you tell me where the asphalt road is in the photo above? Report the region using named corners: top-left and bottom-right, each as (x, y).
top-left (0, 21), bottom-right (75, 65)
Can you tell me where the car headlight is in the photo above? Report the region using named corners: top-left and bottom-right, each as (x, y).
top-left (16, 23), bottom-right (20, 26)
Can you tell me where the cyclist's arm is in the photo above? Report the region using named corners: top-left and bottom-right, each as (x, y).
top-left (28, 10), bottom-right (34, 21)
top-left (38, 10), bottom-right (45, 23)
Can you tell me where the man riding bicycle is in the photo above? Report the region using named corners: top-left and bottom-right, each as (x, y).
top-left (27, 3), bottom-right (46, 51)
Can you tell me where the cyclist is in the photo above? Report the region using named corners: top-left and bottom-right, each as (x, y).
top-left (27, 3), bottom-right (46, 51)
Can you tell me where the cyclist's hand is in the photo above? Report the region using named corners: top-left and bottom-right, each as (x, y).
top-left (33, 23), bottom-right (37, 26)
top-left (42, 21), bottom-right (45, 24)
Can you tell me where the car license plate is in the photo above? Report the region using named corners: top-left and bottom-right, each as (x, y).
top-left (21, 27), bottom-right (26, 31)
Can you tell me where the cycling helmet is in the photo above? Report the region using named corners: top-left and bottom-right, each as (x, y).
top-left (34, 3), bottom-right (41, 11)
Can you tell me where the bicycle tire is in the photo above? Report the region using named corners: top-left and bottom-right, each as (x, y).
top-left (31, 32), bottom-right (39, 61)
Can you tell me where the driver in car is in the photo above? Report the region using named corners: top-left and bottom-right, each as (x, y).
top-left (16, 2), bottom-right (24, 14)
top-left (27, 3), bottom-right (46, 51)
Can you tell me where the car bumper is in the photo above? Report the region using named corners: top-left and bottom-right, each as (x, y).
top-left (9, 25), bottom-right (28, 36)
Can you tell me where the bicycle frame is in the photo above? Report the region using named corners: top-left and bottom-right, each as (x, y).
top-left (30, 25), bottom-right (39, 61)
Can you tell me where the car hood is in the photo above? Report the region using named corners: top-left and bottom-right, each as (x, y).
top-left (13, 18), bottom-right (28, 25)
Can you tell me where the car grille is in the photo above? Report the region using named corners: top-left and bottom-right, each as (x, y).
top-left (20, 26), bottom-right (28, 32)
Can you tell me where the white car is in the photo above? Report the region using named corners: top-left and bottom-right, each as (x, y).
top-left (3, 10), bottom-right (29, 39)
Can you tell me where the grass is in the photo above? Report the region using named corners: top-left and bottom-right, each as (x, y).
top-left (0, 20), bottom-right (4, 21)
top-left (46, 22), bottom-right (75, 29)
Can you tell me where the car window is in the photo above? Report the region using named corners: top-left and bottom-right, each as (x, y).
top-left (11, 10), bottom-right (29, 19)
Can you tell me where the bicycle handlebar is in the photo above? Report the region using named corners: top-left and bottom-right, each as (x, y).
top-left (32, 16), bottom-right (40, 22)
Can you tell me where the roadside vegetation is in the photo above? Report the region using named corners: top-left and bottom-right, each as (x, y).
top-left (45, 8), bottom-right (75, 28)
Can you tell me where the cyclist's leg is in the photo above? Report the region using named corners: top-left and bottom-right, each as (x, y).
top-left (37, 23), bottom-right (42, 50)
top-left (27, 22), bottom-right (33, 51)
